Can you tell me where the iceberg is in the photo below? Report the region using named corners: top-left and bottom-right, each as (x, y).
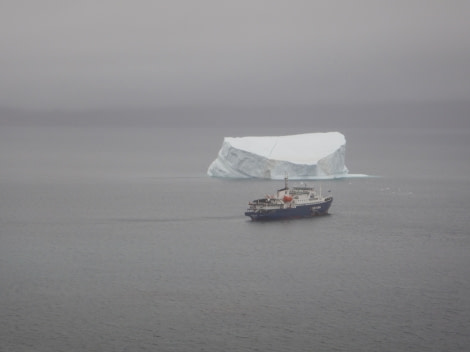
top-left (207, 132), bottom-right (349, 179)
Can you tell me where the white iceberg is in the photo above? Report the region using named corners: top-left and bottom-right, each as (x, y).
top-left (207, 132), bottom-right (349, 179)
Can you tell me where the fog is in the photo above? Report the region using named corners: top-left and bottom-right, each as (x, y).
top-left (1, 1), bottom-right (469, 111)
top-left (2, 6), bottom-right (470, 351)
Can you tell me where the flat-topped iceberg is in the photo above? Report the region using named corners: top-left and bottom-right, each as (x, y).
top-left (207, 132), bottom-right (349, 179)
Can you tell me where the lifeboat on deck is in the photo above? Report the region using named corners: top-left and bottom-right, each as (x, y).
top-left (283, 195), bottom-right (293, 202)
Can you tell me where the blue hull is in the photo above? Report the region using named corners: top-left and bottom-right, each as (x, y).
top-left (245, 198), bottom-right (332, 221)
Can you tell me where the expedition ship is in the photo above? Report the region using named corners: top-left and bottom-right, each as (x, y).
top-left (245, 176), bottom-right (332, 221)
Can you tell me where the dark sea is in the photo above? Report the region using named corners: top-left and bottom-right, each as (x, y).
top-left (1, 104), bottom-right (470, 352)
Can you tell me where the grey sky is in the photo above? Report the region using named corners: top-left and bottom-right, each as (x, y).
top-left (1, 0), bottom-right (469, 110)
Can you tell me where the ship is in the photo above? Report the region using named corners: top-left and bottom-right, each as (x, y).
top-left (245, 176), bottom-right (333, 221)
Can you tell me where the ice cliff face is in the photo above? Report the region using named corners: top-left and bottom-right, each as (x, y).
top-left (207, 132), bottom-right (349, 179)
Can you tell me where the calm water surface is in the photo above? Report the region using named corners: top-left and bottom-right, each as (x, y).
top-left (1, 114), bottom-right (470, 351)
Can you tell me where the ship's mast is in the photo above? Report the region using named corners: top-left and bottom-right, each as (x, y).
top-left (284, 173), bottom-right (288, 190)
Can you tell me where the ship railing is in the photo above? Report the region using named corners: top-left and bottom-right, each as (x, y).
top-left (248, 203), bottom-right (281, 210)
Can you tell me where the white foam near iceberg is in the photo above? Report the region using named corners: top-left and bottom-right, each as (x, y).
top-left (207, 132), bottom-right (353, 179)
